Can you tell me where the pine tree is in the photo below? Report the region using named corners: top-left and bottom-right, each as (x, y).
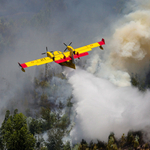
top-left (47, 128), bottom-right (64, 150)
top-left (63, 141), bottom-right (71, 150)
top-left (1, 110), bottom-right (36, 150)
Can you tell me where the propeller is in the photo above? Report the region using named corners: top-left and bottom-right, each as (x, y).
top-left (41, 47), bottom-right (48, 55)
top-left (63, 42), bottom-right (72, 52)
top-left (41, 46), bottom-right (55, 61)
top-left (42, 47), bottom-right (53, 55)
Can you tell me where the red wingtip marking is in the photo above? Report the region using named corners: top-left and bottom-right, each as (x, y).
top-left (20, 63), bottom-right (28, 68)
top-left (98, 38), bottom-right (105, 45)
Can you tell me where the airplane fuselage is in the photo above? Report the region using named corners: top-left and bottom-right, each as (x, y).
top-left (46, 46), bottom-right (76, 69)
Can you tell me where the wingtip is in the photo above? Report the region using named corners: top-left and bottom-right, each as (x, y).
top-left (18, 62), bottom-right (21, 67)
top-left (18, 62), bottom-right (26, 72)
top-left (98, 38), bottom-right (105, 45)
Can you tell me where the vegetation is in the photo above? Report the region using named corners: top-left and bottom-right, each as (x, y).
top-left (131, 73), bottom-right (147, 91)
top-left (72, 131), bottom-right (149, 150)
top-left (0, 107), bottom-right (72, 150)
top-left (0, 108), bottom-right (149, 149)
top-left (0, 109), bottom-right (36, 150)
top-left (0, 109), bottom-right (149, 150)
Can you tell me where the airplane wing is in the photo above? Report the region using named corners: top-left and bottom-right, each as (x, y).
top-left (54, 51), bottom-right (70, 63)
top-left (20, 57), bottom-right (53, 68)
top-left (19, 39), bottom-right (105, 71)
top-left (74, 38), bottom-right (105, 54)
top-left (55, 38), bottom-right (105, 64)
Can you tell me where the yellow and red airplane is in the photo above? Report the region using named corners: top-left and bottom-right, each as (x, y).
top-left (18, 38), bottom-right (105, 72)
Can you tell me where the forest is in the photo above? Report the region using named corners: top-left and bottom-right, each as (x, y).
top-left (0, 0), bottom-right (150, 150)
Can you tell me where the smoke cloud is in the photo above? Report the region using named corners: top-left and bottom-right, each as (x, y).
top-left (65, 68), bottom-right (150, 142)
top-left (63, 0), bottom-right (150, 143)
top-left (109, 0), bottom-right (150, 75)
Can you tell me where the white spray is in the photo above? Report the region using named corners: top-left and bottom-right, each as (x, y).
top-left (65, 0), bottom-right (150, 143)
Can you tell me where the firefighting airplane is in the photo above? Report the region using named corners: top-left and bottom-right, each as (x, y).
top-left (18, 38), bottom-right (105, 72)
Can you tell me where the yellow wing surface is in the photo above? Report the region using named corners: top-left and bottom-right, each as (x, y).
top-left (20, 57), bottom-right (53, 68)
top-left (54, 38), bottom-right (105, 64)
top-left (19, 38), bottom-right (105, 69)
top-left (74, 38), bottom-right (105, 54)
top-left (54, 38), bottom-right (105, 60)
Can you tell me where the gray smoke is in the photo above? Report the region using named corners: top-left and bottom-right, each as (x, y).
top-left (64, 68), bottom-right (150, 142)
top-left (63, 0), bottom-right (150, 143)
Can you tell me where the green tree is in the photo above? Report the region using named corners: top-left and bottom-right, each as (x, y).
top-left (96, 140), bottom-right (106, 149)
top-left (63, 141), bottom-right (71, 150)
top-left (131, 74), bottom-right (146, 91)
top-left (34, 77), bottom-right (40, 88)
top-left (133, 135), bottom-right (139, 149)
top-left (78, 139), bottom-right (88, 150)
top-left (39, 80), bottom-right (49, 89)
top-left (59, 114), bottom-right (70, 131)
top-left (29, 118), bottom-right (42, 135)
top-left (41, 146), bottom-right (48, 150)
top-left (107, 133), bottom-right (118, 150)
top-left (72, 144), bottom-right (80, 150)
top-left (120, 133), bottom-right (126, 148)
top-left (66, 96), bottom-right (73, 121)
top-left (1, 110), bottom-right (10, 130)
top-left (1, 110), bottom-right (36, 150)
top-left (40, 93), bottom-right (50, 108)
top-left (47, 128), bottom-right (64, 150)
top-left (41, 107), bottom-right (52, 130)
top-left (0, 110), bottom-right (10, 149)
top-left (127, 131), bottom-right (134, 145)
